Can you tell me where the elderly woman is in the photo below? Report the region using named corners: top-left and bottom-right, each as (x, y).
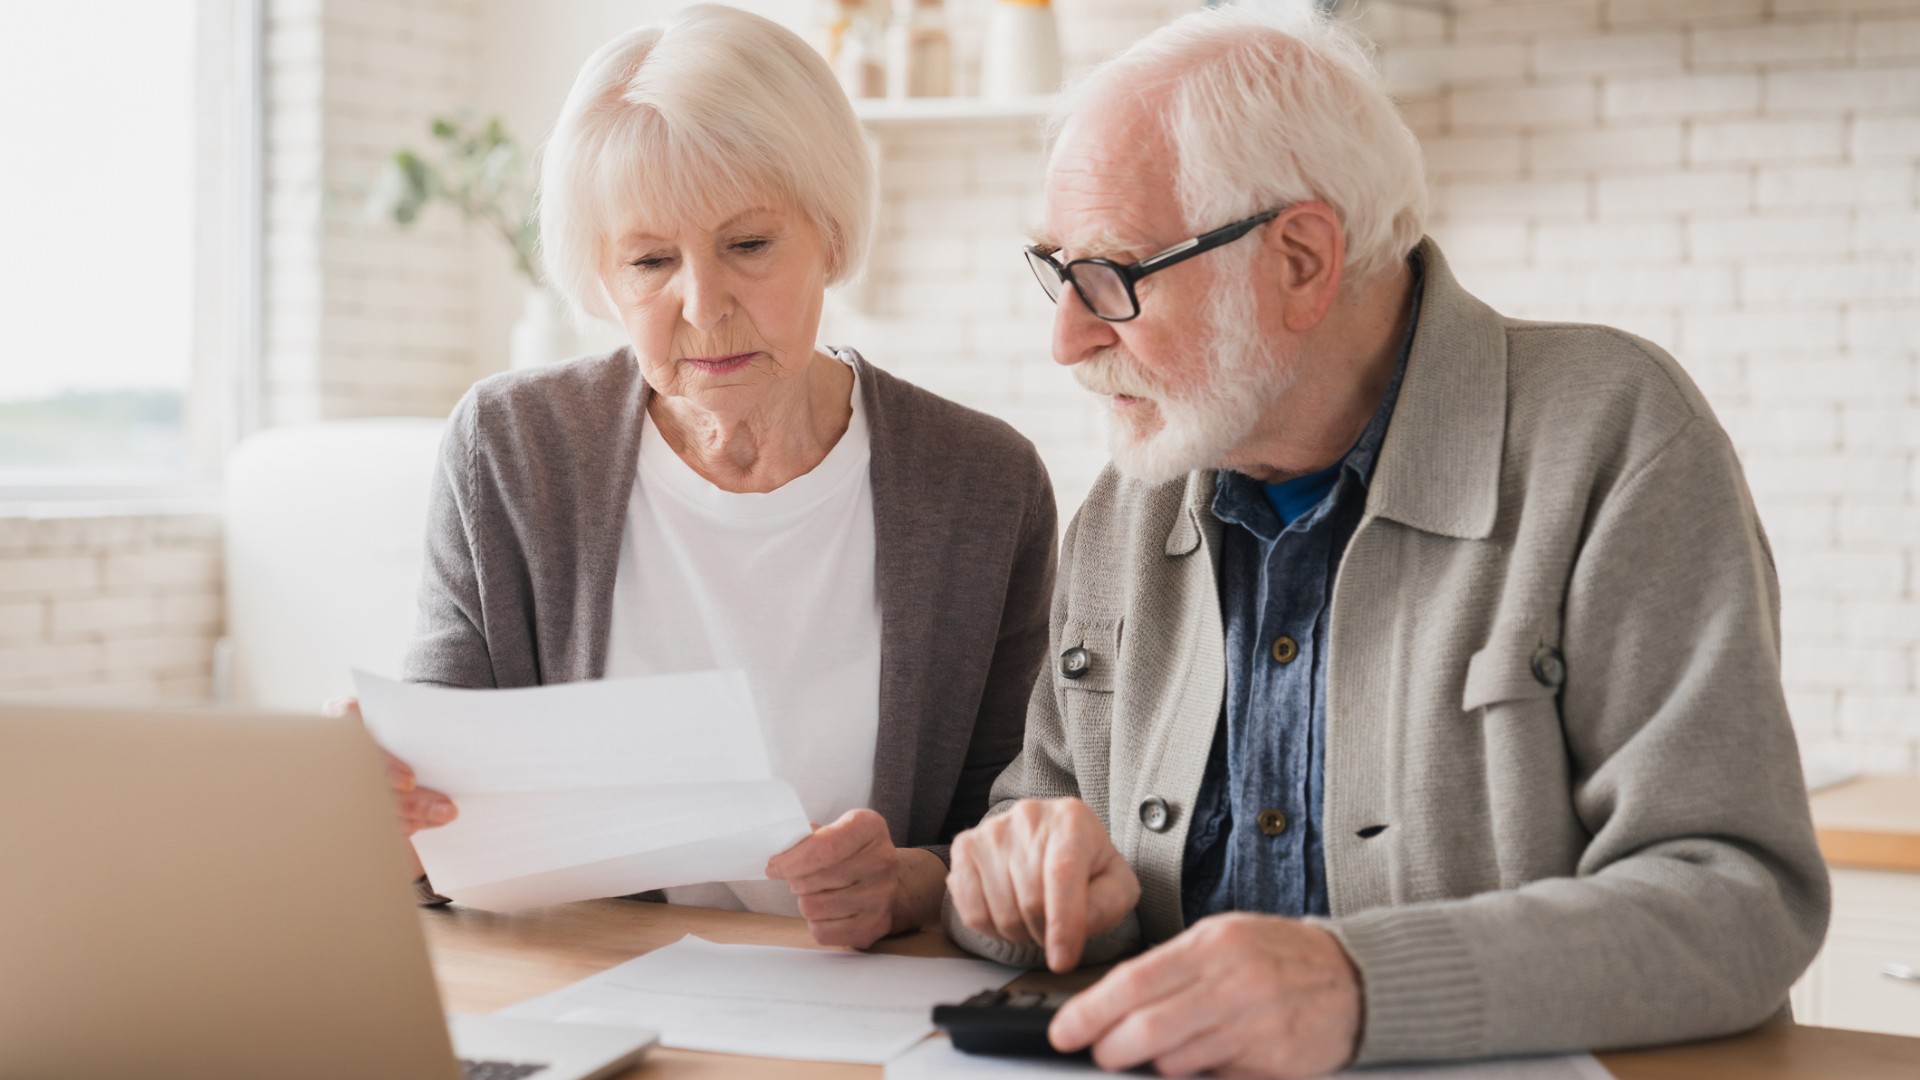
top-left (375, 4), bottom-right (1054, 949)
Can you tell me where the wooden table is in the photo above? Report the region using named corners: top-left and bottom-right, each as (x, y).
top-left (1800, 774), bottom-right (1920, 1037)
top-left (423, 899), bottom-right (1920, 1079)
top-left (1812, 775), bottom-right (1920, 873)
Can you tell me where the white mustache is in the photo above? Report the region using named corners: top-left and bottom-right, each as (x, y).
top-left (1073, 348), bottom-right (1161, 400)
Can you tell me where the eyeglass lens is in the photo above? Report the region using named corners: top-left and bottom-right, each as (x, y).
top-left (1025, 250), bottom-right (1137, 320)
top-left (1024, 249), bottom-right (1067, 304)
top-left (1071, 263), bottom-right (1132, 319)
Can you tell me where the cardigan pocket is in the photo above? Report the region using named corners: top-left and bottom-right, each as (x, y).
top-left (1055, 617), bottom-right (1121, 824)
top-left (1462, 625), bottom-right (1563, 712)
top-left (1464, 624), bottom-right (1581, 887)
top-left (1052, 617), bottom-right (1121, 695)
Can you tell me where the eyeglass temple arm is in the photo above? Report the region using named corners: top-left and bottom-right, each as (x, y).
top-left (1133, 208), bottom-right (1285, 276)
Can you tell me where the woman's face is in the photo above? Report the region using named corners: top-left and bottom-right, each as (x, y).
top-left (599, 201), bottom-right (831, 417)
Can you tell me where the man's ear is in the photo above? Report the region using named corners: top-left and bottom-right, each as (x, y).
top-left (1262, 202), bottom-right (1344, 333)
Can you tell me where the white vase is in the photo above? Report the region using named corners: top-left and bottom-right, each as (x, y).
top-left (980, 0), bottom-right (1061, 100)
top-left (509, 287), bottom-right (572, 370)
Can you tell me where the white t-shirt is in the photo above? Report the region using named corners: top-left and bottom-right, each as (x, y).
top-left (602, 360), bottom-right (882, 915)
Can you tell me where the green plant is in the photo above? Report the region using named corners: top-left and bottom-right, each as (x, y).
top-left (368, 114), bottom-right (541, 285)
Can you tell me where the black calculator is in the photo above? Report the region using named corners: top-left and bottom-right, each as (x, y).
top-left (932, 989), bottom-right (1084, 1058)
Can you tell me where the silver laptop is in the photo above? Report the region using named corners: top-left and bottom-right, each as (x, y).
top-left (0, 702), bottom-right (656, 1080)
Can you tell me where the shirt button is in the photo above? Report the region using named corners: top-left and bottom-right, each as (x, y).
top-left (1531, 646), bottom-right (1566, 689)
top-left (1256, 808), bottom-right (1288, 836)
top-left (1060, 646), bottom-right (1090, 679)
top-left (1139, 796), bottom-right (1171, 833)
top-left (1270, 635), bottom-right (1299, 665)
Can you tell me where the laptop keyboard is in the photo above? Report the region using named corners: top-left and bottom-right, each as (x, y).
top-left (460, 1060), bottom-right (549, 1080)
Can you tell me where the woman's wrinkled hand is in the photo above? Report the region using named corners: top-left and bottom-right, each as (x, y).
top-left (765, 808), bottom-right (946, 950)
top-left (322, 696), bottom-right (458, 836)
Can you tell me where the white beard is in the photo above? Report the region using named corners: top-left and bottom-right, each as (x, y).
top-left (1077, 271), bottom-right (1293, 486)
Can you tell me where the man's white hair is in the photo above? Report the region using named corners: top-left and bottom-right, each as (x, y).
top-left (1059, 6), bottom-right (1427, 284)
top-left (537, 4), bottom-right (875, 326)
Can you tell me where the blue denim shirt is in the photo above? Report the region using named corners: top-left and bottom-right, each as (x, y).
top-left (1181, 265), bottom-right (1422, 925)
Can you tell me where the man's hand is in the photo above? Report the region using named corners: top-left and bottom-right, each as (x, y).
top-left (947, 797), bottom-right (1140, 972)
top-left (766, 808), bottom-right (945, 950)
top-left (1049, 913), bottom-right (1363, 1079)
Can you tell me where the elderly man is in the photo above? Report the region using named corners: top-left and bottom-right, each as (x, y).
top-left (943, 9), bottom-right (1830, 1078)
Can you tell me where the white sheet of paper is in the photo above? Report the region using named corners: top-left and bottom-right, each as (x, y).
top-left (885, 1038), bottom-right (1094, 1078)
top-left (353, 670), bottom-right (811, 911)
top-left (499, 935), bottom-right (1021, 1064)
top-left (887, 1036), bottom-right (1618, 1080)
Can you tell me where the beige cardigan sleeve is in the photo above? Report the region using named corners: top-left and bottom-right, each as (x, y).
top-left (942, 510), bottom-right (1144, 969)
top-left (1326, 419), bottom-right (1830, 1064)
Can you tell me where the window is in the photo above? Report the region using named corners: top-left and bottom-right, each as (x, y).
top-left (0, 0), bottom-right (254, 493)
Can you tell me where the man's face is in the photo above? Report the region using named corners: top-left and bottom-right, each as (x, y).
top-left (1037, 111), bottom-right (1294, 484)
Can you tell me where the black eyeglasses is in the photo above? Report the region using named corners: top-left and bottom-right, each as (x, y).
top-left (1023, 207), bottom-right (1286, 322)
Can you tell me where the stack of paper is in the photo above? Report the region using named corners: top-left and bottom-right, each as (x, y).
top-left (887, 1037), bottom-right (1619, 1079)
top-left (353, 670), bottom-right (812, 911)
top-left (501, 935), bottom-right (1020, 1064)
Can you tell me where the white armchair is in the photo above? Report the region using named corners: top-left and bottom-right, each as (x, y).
top-left (223, 419), bottom-right (446, 711)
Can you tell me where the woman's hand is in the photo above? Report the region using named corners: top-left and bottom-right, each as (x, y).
top-left (322, 697), bottom-right (458, 837)
top-left (765, 808), bottom-right (947, 950)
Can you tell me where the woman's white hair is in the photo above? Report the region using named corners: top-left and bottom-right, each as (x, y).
top-left (1058, 6), bottom-right (1427, 285)
top-left (538, 3), bottom-right (875, 325)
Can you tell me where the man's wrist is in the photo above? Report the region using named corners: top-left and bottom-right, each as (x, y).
top-left (1321, 924), bottom-right (1366, 1065)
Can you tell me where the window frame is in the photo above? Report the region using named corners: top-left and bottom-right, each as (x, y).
top-left (0, 0), bottom-right (262, 509)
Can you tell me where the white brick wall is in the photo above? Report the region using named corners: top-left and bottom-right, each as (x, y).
top-left (262, 0), bottom-right (483, 424)
top-left (0, 514), bottom-right (223, 704)
top-left (819, 1), bottom-right (1205, 515)
top-left (1374, 0), bottom-right (1920, 776)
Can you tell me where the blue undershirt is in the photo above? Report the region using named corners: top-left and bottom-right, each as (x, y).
top-left (1263, 463), bottom-right (1342, 526)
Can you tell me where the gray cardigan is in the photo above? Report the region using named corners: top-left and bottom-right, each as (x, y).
top-left (947, 240), bottom-right (1830, 1064)
top-left (402, 347), bottom-right (1057, 862)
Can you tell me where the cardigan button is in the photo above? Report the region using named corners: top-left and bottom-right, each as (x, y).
top-left (1060, 646), bottom-right (1091, 679)
top-left (1531, 646), bottom-right (1566, 689)
top-left (1139, 796), bottom-right (1171, 833)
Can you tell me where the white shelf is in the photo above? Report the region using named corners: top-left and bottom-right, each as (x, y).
top-left (851, 94), bottom-right (1057, 126)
